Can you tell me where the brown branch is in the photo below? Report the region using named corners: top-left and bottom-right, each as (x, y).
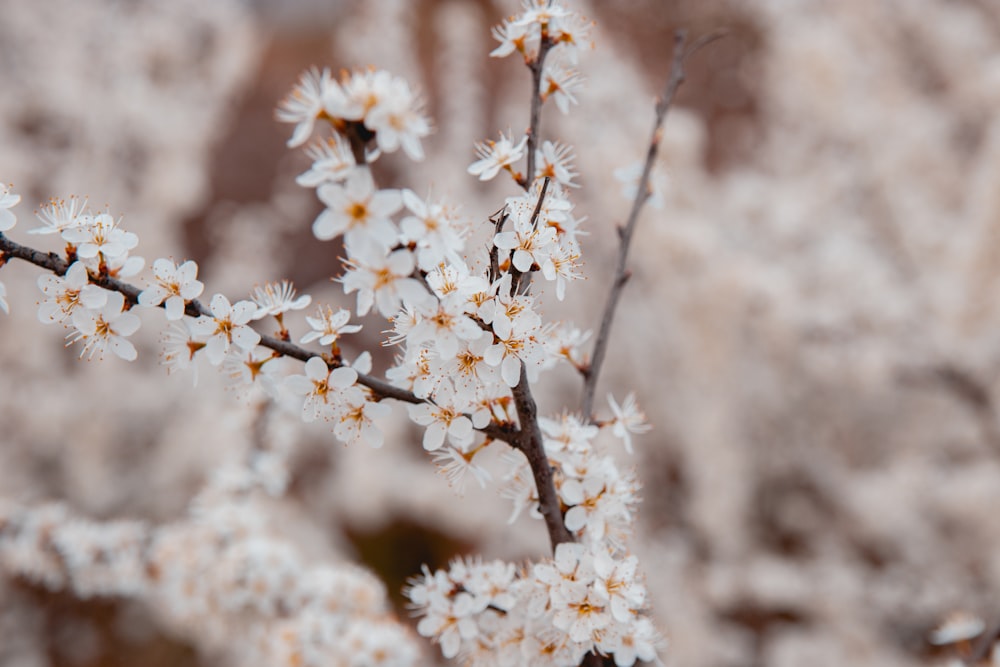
top-left (511, 364), bottom-right (574, 548)
top-left (580, 30), bottom-right (722, 419)
top-left (523, 36), bottom-right (554, 189)
top-left (0, 232), bottom-right (512, 443)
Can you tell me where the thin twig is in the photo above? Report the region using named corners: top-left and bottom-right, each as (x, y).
top-left (0, 232), bottom-right (512, 443)
top-left (523, 36), bottom-right (554, 189)
top-left (580, 30), bottom-right (722, 419)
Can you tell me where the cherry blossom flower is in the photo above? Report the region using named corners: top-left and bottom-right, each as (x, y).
top-left (490, 15), bottom-right (538, 61)
top-left (467, 131), bottom-right (528, 182)
top-left (189, 294), bottom-right (261, 366)
top-left (327, 69), bottom-right (393, 122)
top-left (276, 67), bottom-right (337, 148)
top-left (29, 196), bottom-right (88, 235)
top-left (597, 617), bottom-right (661, 667)
top-left (103, 253), bottom-right (145, 280)
top-left (160, 319), bottom-right (203, 385)
top-left (67, 291), bottom-right (141, 361)
top-left (334, 395), bottom-right (392, 448)
top-left (407, 381), bottom-right (475, 451)
top-left (431, 444), bottom-right (492, 492)
top-left (540, 413), bottom-right (598, 454)
top-left (407, 296), bottom-right (484, 360)
top-left (299, 305), bottom-right (362, 347)
top-left (493, 201), bottom-right (558, 272)
top-left (544, 324), bottom-right (591, 370)
top-left (296, 134), bottom-right (356, 188)
top-left (340, 236), bottom-right (431, 318)
top-left (540, 244), bottom-right (582, 300)
top-left (285, 356), bottom-right (359, 423)
top-left (541, 52), bottom-right (585, 114)
top-left (139, 259), bottom-right (204, 320)
top-left (399, 190), bottom-right (471, 272)
top-left (61, 212), bottom-right (138, 262)
top-left (535, 140), bottom-right (578, 188)
top-left (0, 183), bottom-right (20, 231)
top-left (37, 261), bottom-right (108, 324)
top-left (363, 76), bottom-right (431, 161)
top-left (607, 392), bottom-right (652, 454)
top-left (312, 169), bottom-right (402, 247)
top-left (249, 280), bottom-right (311, 320)
top-left (592, 551), bottom-right (645, 623)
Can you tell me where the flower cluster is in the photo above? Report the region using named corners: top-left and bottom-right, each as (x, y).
top-left (0, 445), bottom-right (422, 667)
top-left (24, 197), bottom-right (145, 360)
top-left (405, 545), bottom-right (659, 667)
top-left (277, 67), bottom-right (430, 160)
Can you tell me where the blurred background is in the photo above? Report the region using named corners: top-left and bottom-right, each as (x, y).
top-left (2, 0), bottom-right (1000, 665)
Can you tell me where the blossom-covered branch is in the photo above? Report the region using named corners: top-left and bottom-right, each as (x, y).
top-left (0, 2), bottom-right (665, 666)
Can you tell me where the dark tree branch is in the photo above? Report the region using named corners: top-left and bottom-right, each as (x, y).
top-left (511, 364), bottom-right (574, 548)
top-left (523, 36), bottom-right (554, 189)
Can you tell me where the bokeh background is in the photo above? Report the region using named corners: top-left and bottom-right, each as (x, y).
top-left (2, 0), bottom-right (1000, 665)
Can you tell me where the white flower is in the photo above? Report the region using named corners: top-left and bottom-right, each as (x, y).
top-left (299, 305), bottom-right (362, 346)
top-left (340, 236), bottom-right (431, 318)
top-left (431, 444), bottom-right (492, 492)
top-left (490, 15), bottom-right (538, 60)
top-left (250, 280), bottom-right (311, 320)
top-left (138, 259), bottom-right (203, 320)
top-left (335, 396), bottom-right (392, 448)
top-left (592, 551), bottom-right (645, 623)
top-left (276, 67), bottom-right (337, 148)
top-left (37, 262), bottom-right (108, 324)
top-left (103, 253), bottom-right (145, 280)
top-left (607, 392), bottom-right (652, 454)
top-left (493, 199), bottom-right (558, 273)
top-left (67, 291), bottom-right (141, 361)
top-left (535, 140), bottom-right (578, 188)
top-left (599, 617), bottom-right (661, 667)
top-left (296, 134), bottom-right (357, 187)
top-left (0, 183), bottom-right (20, 231)
top-left (61, 213), bottom-right (138, 261)
top-left (406, 296), bottom-right (484, 360)
top-left (221, 346), bottom-right (285, 400)
top-left (540, 412), bottom-right (598, 453)
top-left (545, 324), bottom-right (591, 369)
top-left (285, 357), bottom-right (359, 423)
top-left (312, 169), bottom-right (402, 247)
top-left (541, 53), bottom-right (585, 114)
top-left (407, 381), bottom-right (475, 451)
top-left (363, 75), bottom-right (431, 161)
top-left (540, 243), bottom-right (582, 301)
top-left (468, 131), bottom-right (527, 182)
top-left (189, 294), bottom-right (261, 366)
top-left (160, 319), bottom-right (203, 385)
top-left (399, 190), bottom-right (471, 272)
top-left (30, 196), bottom-right (88, 235)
